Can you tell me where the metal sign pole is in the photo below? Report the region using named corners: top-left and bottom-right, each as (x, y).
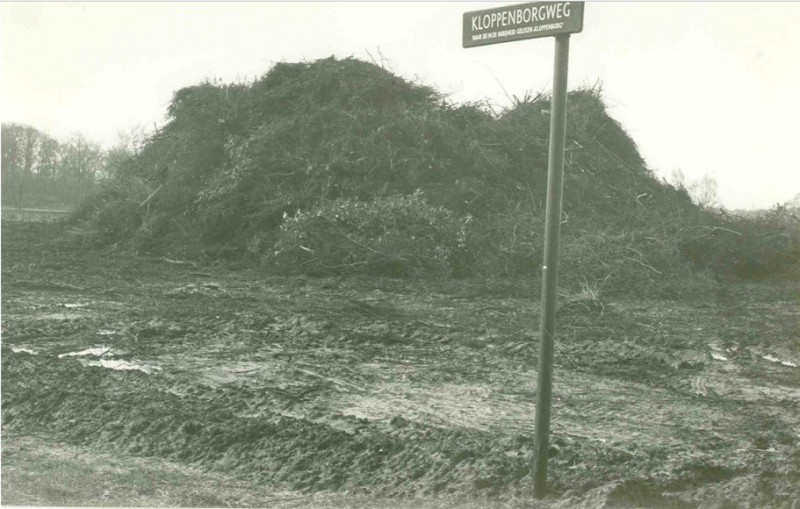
top-left (533, 33), bottom-right (570, 499)
top-left (461, 3), bottom-right (583, 497)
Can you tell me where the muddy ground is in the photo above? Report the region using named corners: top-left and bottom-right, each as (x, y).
top-left (2, 218), bottom-right (799, 508)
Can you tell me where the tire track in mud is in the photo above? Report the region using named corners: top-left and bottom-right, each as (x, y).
top-left (9, 347), bottom-right (796, 507)
top-left (3, 307), bottom-right (799, 505)
top-left (2, 347), bottom-right (540, 497)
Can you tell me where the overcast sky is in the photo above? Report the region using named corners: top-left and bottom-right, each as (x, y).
top-left (2, 2), bottom-right (799, 210)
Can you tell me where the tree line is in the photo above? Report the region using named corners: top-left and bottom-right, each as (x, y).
top-left (1, 123), bottom-right (142, 210)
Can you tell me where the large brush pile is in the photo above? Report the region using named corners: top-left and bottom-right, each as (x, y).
top-left (70, 57), bottom-right (797, 294)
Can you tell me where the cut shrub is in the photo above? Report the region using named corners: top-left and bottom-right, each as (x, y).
top-left (267, 191), bottom-right (473, 277)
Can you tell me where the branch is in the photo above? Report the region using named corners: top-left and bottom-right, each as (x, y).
top-left (139, 184), bottom-right (163, 207)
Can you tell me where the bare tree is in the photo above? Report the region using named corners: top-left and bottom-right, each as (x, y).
top-left (668, 168), bottom-right (720, 209)
top-left (1, 123), bottom-right (41, 207)
top-left (2, 123), bottom-right (106, 208)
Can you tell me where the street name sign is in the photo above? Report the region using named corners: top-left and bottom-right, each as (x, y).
top-left (463, 1), bottom-right (584, 48)
top-left (463, 1), bottom-right (585, 499)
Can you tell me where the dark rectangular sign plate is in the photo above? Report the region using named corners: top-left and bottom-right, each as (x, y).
top-left (463, 1), bottom-right (584, 48)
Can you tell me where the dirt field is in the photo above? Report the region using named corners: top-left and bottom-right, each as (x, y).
top-left (2, 217), bottom-right (799, 508)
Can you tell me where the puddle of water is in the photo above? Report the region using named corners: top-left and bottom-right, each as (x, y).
top-left (58, 346), bottom-right (112, 358)
top-left (78, 358), bottom-right (161, 374)
top-left (708, 343), bottom-right (726, 360)
top-left (8, 345), bottom-right (38, 355)
top-left (762, 354), bottom-right (798, 368)
top-left (62, 303), bottom-right (89, 309)
top-left (59, 345), bottom-right (158, 374)
top-left (37, 312), bottom-right (83, 321)
top-left (744, 347), bottom-right (798, 368)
